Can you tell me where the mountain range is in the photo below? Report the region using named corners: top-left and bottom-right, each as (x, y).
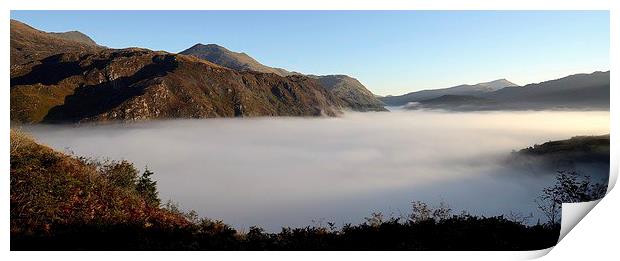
top-left (383, 72), bottom-right (609, 111)
top-left (9, 19), bottom-right (610, 123)
top-left (11, 20), bottom-right (385, 123)
top-left (380, 79), bottom-right (519, 106)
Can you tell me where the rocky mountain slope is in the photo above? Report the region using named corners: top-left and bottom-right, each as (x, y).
top-left (11, 49), bottom-right (344, 123)
top-left (10, 19), bottom-right (103, 65)
top-left (308, 74), bottom-right (387, 111)
top-left (380, 79), bottom-right (518, 106)
top-left (180, 44), bottom-right (386, 111)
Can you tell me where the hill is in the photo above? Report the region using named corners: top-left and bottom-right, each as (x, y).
top-left (10, 19), bottom-right (103, 65)
top-left (10, 49), bottom-right (343, 123)
top-left (484, 71), bottom-right (610, 110)
top-left (508, 135), bottom-right (610, 182)
top-left (180, 44), bottom-right (386, 111)
top-left (10, 129), bottom-right (190, 249)
top-left (380, 79), bottom-right (518, 106)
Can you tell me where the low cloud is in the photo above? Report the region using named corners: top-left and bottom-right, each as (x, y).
top-left (24, 110), bottom-right (609, 231)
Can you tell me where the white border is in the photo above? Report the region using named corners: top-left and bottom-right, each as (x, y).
top-left (2, 0), bottom-right (618, 260)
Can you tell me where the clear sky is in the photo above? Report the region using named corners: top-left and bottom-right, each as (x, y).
top-left (11, 11), bottom-right (609, 96)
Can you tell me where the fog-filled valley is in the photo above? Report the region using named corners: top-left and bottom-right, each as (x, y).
top-left (19, 110), bottom-right (609, 231)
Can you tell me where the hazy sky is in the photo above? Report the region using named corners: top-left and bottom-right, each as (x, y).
top-left (11, 11), bottom-right (609, 95)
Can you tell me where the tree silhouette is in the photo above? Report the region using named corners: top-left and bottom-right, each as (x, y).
top-left (537, 170), bottom-right (607, 225)
top-left (136, 167), bottom-right (160, 206)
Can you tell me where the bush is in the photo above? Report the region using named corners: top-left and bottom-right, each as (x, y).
top-left (101, 160), bottom-right (139, 190)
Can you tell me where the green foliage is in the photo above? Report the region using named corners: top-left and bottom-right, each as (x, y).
top-left (101, 160), bottom-right (139, 190)
top-left (136, 167), bottom-right (160, 207)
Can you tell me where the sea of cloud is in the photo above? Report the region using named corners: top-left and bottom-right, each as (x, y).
top-left (23, 110), bottom-right (609, 231)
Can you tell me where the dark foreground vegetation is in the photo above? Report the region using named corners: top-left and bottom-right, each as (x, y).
top-left (14, 130), bottom-right (611, 250)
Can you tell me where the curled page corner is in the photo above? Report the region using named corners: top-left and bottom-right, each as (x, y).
top-left (607, 150), bottom-right (618, 192)
top-left (521, 246), bottom-right (554, 259)
top-left (558, 200), bottom-right (602, 242)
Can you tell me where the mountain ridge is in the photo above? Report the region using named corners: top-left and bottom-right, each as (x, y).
top-left (380, 79), bottom-right (519, 106)
top-left (180, 43), bottom-right (387, 111)
top-left (408, 71), bottom-right (609, 111)
top-left (10, 19), bottom-right (103, 65)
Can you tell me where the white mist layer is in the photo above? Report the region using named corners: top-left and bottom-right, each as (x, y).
top-left (23, 110), bottom-right (609, 231)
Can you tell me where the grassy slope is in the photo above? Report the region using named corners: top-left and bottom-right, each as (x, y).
top-left (10, 130), bottom-right (190, 249)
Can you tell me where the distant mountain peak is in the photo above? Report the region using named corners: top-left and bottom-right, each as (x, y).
top-left (185, 43), bottom-right (233, 53)
top-left (380, 78), bottom-right (519, 106)
top-left (487, 78), bottom-right (513, 84)
top-left (472, 79), bottom-right (519, 92)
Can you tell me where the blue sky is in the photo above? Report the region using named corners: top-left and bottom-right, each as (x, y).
top-left (11, 11), bottom-right (609, 95)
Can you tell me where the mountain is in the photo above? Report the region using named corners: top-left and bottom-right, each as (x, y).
top-left (380, 79), bottom-right (518, 106)
top-left (10, 49), bottom-right (344, 123)
top-left (180, 44), bottom-right (296, 77)
top-left (180, 44), bottom-right (386, 111)
top-left (49, 31), bottom-right (99, 45)
top-left (404, 71), bottom-right (609, 111)
top-left (483, 71), bottom-right (609, 110)
top-left (10, 19), bottom-right (103, 65)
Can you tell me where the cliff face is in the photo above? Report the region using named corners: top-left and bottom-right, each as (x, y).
top-left (11, 49), bottom-right (344, 123)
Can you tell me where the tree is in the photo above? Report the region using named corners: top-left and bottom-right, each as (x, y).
top-left (136, 167), bottom-right (160, 206)
top-left (409, 200), bottom-right (452, 223)
top-left (537, 170), bottom-right (607, 225)
top-left (364, 212), bottom-right (384, 227)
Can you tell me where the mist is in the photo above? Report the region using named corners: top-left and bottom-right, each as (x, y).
top-left (22, 110), bottom-right (609, 231)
